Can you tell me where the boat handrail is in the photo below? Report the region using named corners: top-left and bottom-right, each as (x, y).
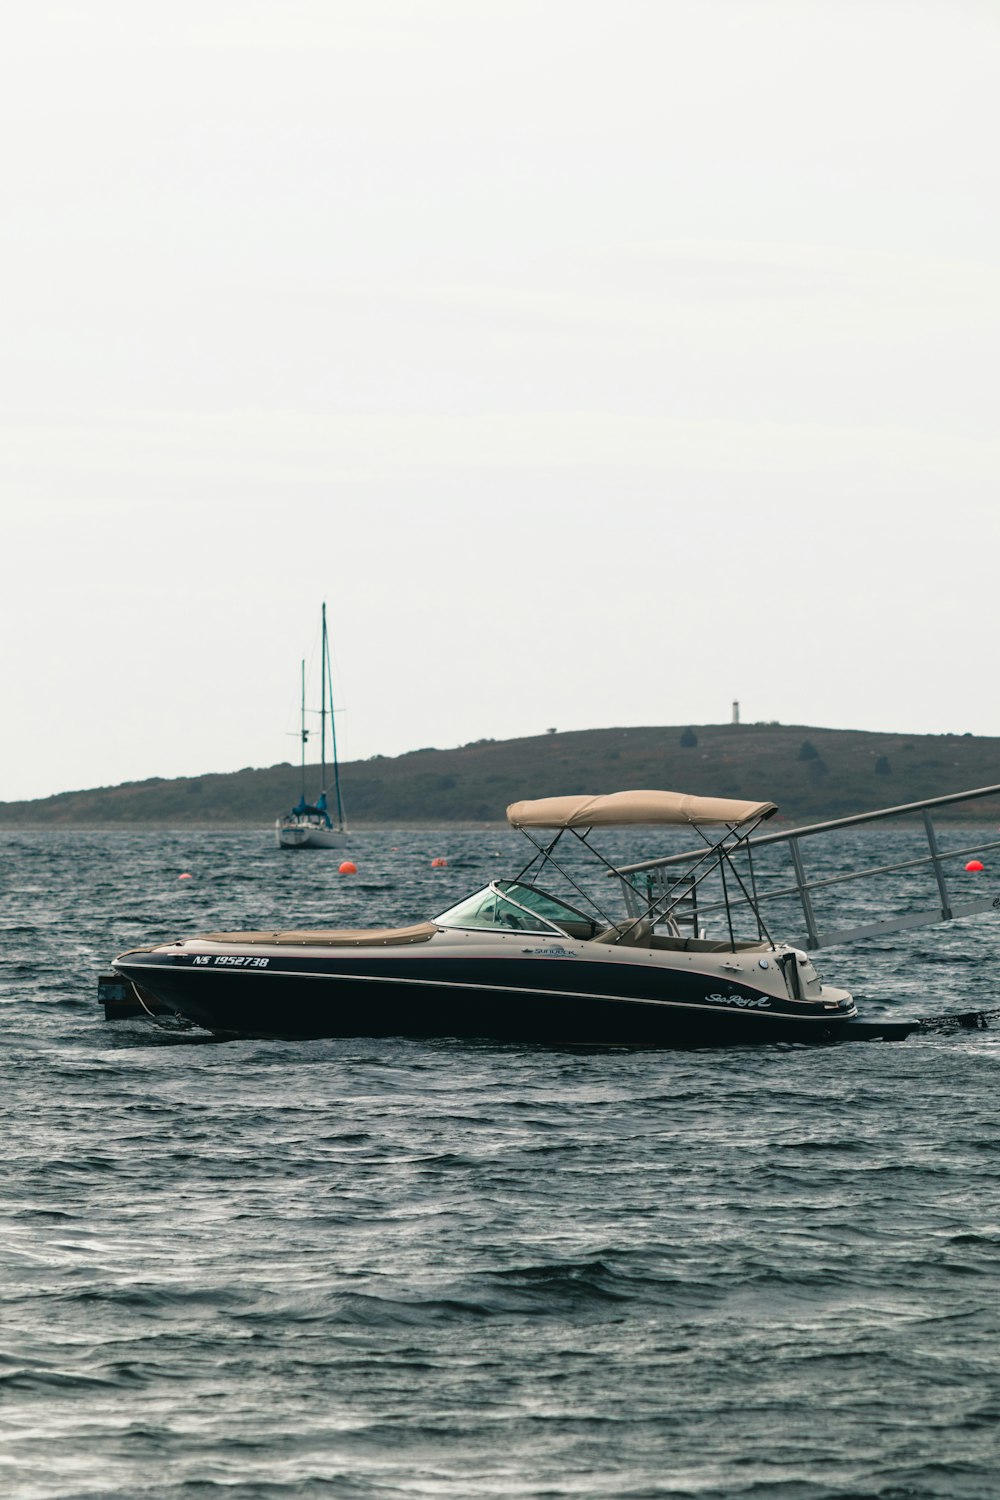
top-left (616, 783), bottom-right (1000, 874)
top-left (615, 783), bottom-right (1000, 951)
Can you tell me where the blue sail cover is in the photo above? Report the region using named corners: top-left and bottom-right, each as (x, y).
top-left (289, 792), bottom-right (333, 827)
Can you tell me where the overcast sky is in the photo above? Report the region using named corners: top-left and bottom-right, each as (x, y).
top-left (3, 0), bottom-right (998, 802)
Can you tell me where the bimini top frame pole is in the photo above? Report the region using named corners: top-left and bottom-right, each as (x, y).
top-left (512, 809), bottom-right (777, 951)
top-left (616, 784), bottom-right (1000, 950)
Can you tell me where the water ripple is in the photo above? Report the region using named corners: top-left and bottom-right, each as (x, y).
top-left (1, 826), bottom-right (999, 1499)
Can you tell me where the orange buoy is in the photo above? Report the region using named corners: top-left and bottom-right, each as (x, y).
top-left (178, 872), bottom-right (193, 880)
top-left (965, 859), bottom-right (985, 872)
top-left (431, 856), bottom-right (448, 868)
top-left (338, 860), bottom-right (357, 875)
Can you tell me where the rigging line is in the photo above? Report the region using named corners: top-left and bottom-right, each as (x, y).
top-left (324, 611), bottom-right (346, 826)
top-left (746, 839), bottom-right (763, 940)
top-left (718, 850), bottom-right (736, 951)
top-left (522, 828), bottom-right (617, 924)
top-left (713, 823), bottom-right (776, 947)
top-left (320, 602), bottom-right (327, 794)
top-left (132, 988), bottom-right (195, 1032)
top-left (643, 820), bottom-right (775, 940)
top-left (567, 827), bottom-right (673, 941)
top-left (299, 658), bottom-right (307, 800)
top-left (916, 1006), bottom-right (1000, 1031)
top-left (512, 826), bottom-right (617, 924)
top-left (647, 856), bottom-right (735, 929)
top-left (571, 826), bottom-right (743, 942)
top-left (512, 826), bottom-right (567, 885)
top-left (627, 827), bottom-right (750, 931)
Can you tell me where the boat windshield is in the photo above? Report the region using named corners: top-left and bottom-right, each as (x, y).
top-left (434, 882), bottom-right (568, 934)
top-left (494, 881), bottom-right (594, 928)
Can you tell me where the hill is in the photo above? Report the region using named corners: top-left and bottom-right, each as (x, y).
top-left (2, 724), bottom-right (999, 827)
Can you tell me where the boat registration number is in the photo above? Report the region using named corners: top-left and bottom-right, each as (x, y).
top-left (192, 955), bottom-right (271, 968)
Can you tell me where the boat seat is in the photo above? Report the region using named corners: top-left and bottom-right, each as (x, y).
top-left (196, 922), bottom-right (440, 948)
top-left (593, 918), bottom-right (654, 948)
top-left (650, 934), bottom-right (767, 953)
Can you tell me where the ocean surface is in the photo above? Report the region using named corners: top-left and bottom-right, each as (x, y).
top-left (3, 825), bottom-right (1000, 1500)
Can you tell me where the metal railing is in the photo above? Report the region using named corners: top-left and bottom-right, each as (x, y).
top-left (617, 784), bottom-right (1000, 950)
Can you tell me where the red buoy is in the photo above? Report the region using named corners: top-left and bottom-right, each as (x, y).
top-left (339, 861), bottom-right (357, 875)
top-left (965, 859), bottom-right (985, 872)
top-left (431, 856), bottom-right (448, 868)
top-left (178, 872), bottom-right (193, 880)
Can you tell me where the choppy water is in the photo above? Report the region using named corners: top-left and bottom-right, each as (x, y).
top-left (3, 826), bottom-right (1000, 1499)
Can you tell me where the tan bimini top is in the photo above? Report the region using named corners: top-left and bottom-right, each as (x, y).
top-left (506, 790), bottom-right (777, 829)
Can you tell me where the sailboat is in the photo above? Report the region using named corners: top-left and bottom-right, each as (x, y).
top-left (275, 604), bottom-right (347, 850)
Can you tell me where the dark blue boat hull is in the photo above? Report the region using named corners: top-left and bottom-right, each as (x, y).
top-left (114, 950), bottom-right (860, 1046)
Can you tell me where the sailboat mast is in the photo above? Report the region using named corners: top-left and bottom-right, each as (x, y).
top-left (320, 602), bottom-right (328, 794)
top-left (326, 616), bottom-right (345, 829)
top-left (299, 657), bottom-right (307, 799)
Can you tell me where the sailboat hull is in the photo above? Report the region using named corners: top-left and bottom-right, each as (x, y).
top-left (275, 819), bottom-right (346, 850)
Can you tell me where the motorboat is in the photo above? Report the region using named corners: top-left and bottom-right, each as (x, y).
top-left (107, 789), bottom-right (874, 1045)
top-left (275, 603), bottom-right (347, 849)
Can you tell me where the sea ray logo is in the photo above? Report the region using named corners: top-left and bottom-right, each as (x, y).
top-left (704, 992), bottom-right (770, 1009)
top-left (520, 946), bottom-right (577, 957)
